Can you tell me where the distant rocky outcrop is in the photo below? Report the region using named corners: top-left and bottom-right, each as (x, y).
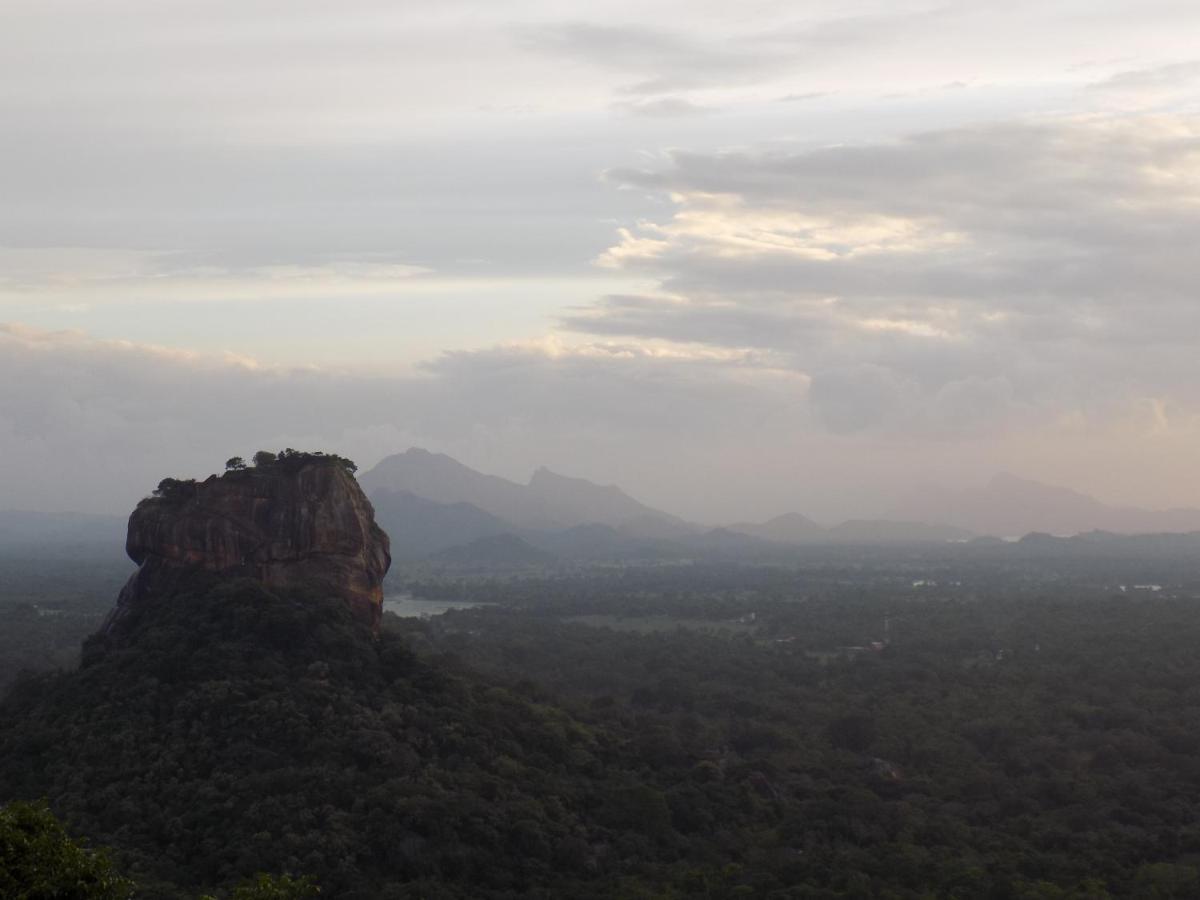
top-left (103, 453), bottom-right (391, 635)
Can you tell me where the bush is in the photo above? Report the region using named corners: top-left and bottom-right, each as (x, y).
top-left (0, 801), bottom-right (133, 899)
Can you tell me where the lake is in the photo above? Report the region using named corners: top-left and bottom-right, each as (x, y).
top-left (382, 594), bottom-right (492, 618)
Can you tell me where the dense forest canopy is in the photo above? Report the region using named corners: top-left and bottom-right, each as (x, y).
top-left (6, 553), bottom-right (1200, 896)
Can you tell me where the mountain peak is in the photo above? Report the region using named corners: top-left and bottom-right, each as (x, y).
top-left (362, 450), bottom-right (686, 531)
top-left (528, 465), bottom-right (568, 485)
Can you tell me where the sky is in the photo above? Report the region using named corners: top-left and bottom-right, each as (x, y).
top-left (4, 0), bottom-right (1200, 523)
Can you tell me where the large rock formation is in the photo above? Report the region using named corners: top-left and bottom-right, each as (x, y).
top-left (103, 454), bottom-right (391, 635)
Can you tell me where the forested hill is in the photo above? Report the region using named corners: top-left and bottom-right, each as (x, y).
top-left (0, 572), bottom-right (683, 898)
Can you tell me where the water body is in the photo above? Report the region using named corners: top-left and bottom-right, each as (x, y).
top-left (382, 593), bottom-right (491, 618)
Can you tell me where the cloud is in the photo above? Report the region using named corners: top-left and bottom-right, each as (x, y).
top-left (0, 324), bottom-right (803, 515)
top-left (3, 311), bottom-right (1198, 522)
top-left (612, 97), bottom-right (711, 118)
top-left (7, 3), bottom-right (1200, 520)
top-left (517, 21), bottom-right (767, 95)
top-left (573, 115), bottom-right (1200, 436)
top-left (1087, 60), bottom-right (1200, 107)
top-left (776, 91), bottom-right (832, 103)
top-left (0, 249), bottom-right (432, 304)
top-left (519, 8), bottom-right (958, 97)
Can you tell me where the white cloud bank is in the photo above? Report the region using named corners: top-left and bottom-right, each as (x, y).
top-left (574, 116), bottom-right (1200, 443)
top-left (4, 3), bottom-right (1200, 520)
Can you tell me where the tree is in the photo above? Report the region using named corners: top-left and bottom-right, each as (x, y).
top-left (225, 457), bottom-right (247, 471)
top-left (0, 801), bottom-right (134, 899)
top-left (200, 873), bottom-right (320, 900)
top-left (231, 873), bottom-right (320, 899)
top-left (269, 449), bottom-right (357, 474)
top-left (253, 451), bottom-right (277, 468)
top-left (152, 478), bottom-right (197, 501)
top-left (828, 714), bottom-right (877, 753)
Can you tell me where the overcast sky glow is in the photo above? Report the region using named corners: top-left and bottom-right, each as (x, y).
top-left (4, 0), bottom-right (1200, 522)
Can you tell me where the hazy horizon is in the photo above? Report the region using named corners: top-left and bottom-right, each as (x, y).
top-left (9, 446), bottom-right (1200, 539)
top-left (5, 1), bottom-right (1200, 522)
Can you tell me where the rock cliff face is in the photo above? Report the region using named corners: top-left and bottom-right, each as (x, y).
top-left (104, 458), bottom-right (391, 634)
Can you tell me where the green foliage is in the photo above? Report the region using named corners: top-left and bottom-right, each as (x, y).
top-left (224, 457), bottom-right (247, 472)
top-left (152, 477), bottom-right (198, 502)
top-left (12, 558), bottom-right (1200, 896)
top-left (0, 558), bottom-right (128, 695)
top-left (0, 580), bottom-right (631, 897)
top-left (387, 570), bottom-right (1200, 897)
top-left (199, 873), bottom-right (319, 900)
top-left (827, 713), bottom-right (876, 752)
top-left (230, 873), bottom-right (319, 899)
top-left (247, 449), bottom-right (357, 475)
top-left (0, 801), bottom-right (133, 899)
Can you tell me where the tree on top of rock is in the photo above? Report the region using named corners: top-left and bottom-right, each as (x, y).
top-left (248, 449), bottom-right (357, 474)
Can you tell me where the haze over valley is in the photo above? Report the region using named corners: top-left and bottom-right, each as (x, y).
top-left (6, 2), bottom-right (1200, 897)
top-left (11, 447), bottom-right (1200, 570)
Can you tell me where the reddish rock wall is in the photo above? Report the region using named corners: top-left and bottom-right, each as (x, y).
top-left (105, 460), bottom-right (391, 633)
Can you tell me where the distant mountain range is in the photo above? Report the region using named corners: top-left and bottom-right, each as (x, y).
top-left (360, 448), bottom-right (692, 536)
top-left (10, 452), bottom-right (1193, 568)
top-left (361, 448), bottom-right (982, 565)
top-left (890, 473), bottom-right (1200, 537)
top-left (367, 491), bottom-right (514, 562)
